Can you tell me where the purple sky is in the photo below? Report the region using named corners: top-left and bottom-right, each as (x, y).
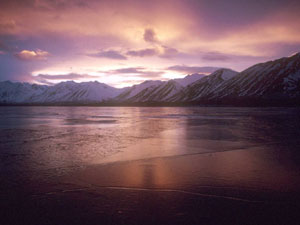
top-left (0, 0), bottom-right (300, 87)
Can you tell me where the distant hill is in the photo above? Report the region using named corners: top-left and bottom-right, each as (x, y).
top-left (1, 53), bottom-right (300, 106)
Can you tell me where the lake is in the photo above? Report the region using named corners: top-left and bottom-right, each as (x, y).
top-left (1, 106), bottom-right (300, 225)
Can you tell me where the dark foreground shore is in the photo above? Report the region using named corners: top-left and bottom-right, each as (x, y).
top-left (1, 147), bottom-right (300, 225)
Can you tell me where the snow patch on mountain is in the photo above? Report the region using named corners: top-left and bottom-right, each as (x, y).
top-left (1, 53), bottom-right (299, 104)
top-left (115, 80), bottom-right (163, 101)
top-left (208, 52), bottom-right (300, 99)
top-left (0, 81), bottom-right (123, 103)
top-left (168, 68), bottom-right (238, 102)
top-left (0, 81), bottom-right (48, 103)
top-left (174, 73), bottom-right (205, 86)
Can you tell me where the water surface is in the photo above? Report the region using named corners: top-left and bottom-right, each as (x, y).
top-left (1, 107), bottom-right (300, 225)
top-left (1, 106), bottom-right (300, 172)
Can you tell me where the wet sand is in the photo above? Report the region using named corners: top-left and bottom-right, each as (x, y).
top-left (2, 147), bottom-right (300, 225)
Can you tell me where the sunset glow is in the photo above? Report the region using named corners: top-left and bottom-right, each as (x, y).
top-left (1, 0), bottom-right (300, 87)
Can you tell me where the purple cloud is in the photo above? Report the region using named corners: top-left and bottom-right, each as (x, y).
top-left (88, 50), bottom-right (127, 60)
top-left (159, 46), bottom-right (179, 58)
top-left (126, 46), bottom-right (179, 58)
top-left (126, 48), bottom-right (158, 57)
top-left (167, 65), bottom-right (220, 74)
top-left (35, 73), bottom-right (100, 80)
top-left (202, 52), bottom-right (231, 61)
top-left (105, 67), bottom-right (165, 78)
top-left (143, 28), bottom-right (158, 43)
top-left (110, 67), bottom-right (146, 73)
top-left (0, 20), bottom-right (16, 33)
top-left (0, 41), bottom-right (11, 52)
top-left (32, 0), bottom-right (89, 10)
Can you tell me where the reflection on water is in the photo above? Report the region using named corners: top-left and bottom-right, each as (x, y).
top-left (88, 148), bottom-right (300, 191)
top-left (1, 107), bottom-right (300, 194)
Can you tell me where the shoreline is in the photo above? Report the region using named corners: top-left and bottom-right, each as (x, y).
top-left (2, 148), bottom-right (300, 225)
top-left (1, 100), bottom-right (300, 107)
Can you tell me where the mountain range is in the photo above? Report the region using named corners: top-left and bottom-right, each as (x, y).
top-left (1, 53), bottom-right (299, 106)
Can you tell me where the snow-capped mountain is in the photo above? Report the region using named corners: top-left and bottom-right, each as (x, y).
top-left (174, 73), bottom-right (205, 86)
top-left (30, 81), bottom-right (123, 103)
top-left (1, 53), bottom-right (299, 105)
top-left (169, 69), bottom-right (238, 102)
top-left (117, 80), bottom-right (183, 102)
top-left (114, 80), bottom-right (163, 102)
top-left (0, 81), bottom-right (123, 103)
top-left (114, 74), bottom-right (205, 102)
top-left (0, 81), bottom-right (48, 103)
top-left (204, 52), bottom-right (300, 102)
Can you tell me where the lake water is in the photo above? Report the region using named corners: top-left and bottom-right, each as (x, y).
top-left (1, 106), bottom-right (300, 170)
top-left (1, 106), bottom-right (300, 224)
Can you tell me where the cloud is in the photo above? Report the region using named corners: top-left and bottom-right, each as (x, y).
top-left (110, 67), bottom-right (146, 73)
top-left (133, 71), bottom-right (164, 78)
top-left (88, 50), bottom-right (127, 60)
top-left (167, 65), bottom-right (219, 74)
top-left (126, 48), bottom-right (158, 57)
top-left (1, 0), bottom-right (300, 86)
top-left (0, 42), bottom-right (8, 51)
top-left (126, 46), bottom-right (179, 58)
top-left (0, 20), bottom-right (16, 33)
top-left (34, 73), bottom-right (100, 80)
top-left (143, 28), bottom-right (158, 43)
top-left (105, 67), bottom-right (165, 78)
top-left (0, 40), bottom-right (14, 52)
top-left (202, 52), bottom-right (231, 61)
top-left (15, 49), bottom-right (50, 61)
top-left (159, 46), bottom-right (179, 58)
top-left (33, 0), bottom-right (89, 10)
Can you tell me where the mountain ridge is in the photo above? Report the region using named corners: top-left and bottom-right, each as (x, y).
top-left (1, 53), bottom-right (300, 106)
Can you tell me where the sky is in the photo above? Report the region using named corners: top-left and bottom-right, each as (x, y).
top-left (0, 0), bottom-right (300, 88)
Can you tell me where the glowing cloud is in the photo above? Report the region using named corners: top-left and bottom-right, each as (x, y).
top-left (0, 0), bottom-right (299, 85)
top-left (15, 50), bottom-right (50, 61)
